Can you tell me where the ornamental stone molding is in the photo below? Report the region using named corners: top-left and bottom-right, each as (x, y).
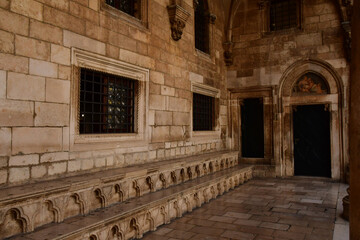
top-left (167, 3), bottom-right (191, 41)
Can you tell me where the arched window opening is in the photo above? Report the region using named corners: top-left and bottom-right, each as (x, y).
top-left (194, 0), bottom-right (209, 53)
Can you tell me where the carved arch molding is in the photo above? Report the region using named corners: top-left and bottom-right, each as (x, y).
top-left (278, 58), bottom-right (345, 180)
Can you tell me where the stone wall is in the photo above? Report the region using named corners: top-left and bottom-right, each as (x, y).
top-left (227, 0), bottom-right (350, 179)
top-left (0, 0), bottom-right (228, 185)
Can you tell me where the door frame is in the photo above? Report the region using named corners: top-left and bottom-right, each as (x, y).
top-left (279, 59), bottom-right (344, 180)
top-left (229, 87), bottom-right (274, 165)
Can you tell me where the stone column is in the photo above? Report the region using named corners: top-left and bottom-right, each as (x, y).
top-left (349, 0), bottom-right (360, 239)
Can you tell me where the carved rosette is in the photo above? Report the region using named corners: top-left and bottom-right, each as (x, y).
top-left (167, 4), bottom-right (190, 41)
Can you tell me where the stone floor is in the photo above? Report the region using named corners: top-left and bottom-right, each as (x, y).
top-left (143, 177), bottom-right (349, 240)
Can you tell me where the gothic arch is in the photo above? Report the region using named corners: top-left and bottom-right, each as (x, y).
top-left (278, 58), bottom-right (345, 180)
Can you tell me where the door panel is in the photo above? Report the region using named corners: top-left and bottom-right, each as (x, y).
top-left (293, 104), bottom-right (331, 177)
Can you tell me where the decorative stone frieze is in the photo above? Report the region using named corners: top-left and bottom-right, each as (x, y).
top-left (0, 151), bottom-right (239, 239)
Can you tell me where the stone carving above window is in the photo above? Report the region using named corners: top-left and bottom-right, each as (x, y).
top-left (292, 72), bottom-right (329, 96)
top-left (167, 2), bottom-right (191, 41)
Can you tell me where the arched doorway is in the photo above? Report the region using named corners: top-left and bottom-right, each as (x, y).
top-left (279, 59), bottom-right (345, 180)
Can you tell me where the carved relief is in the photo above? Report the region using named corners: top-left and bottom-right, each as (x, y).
top-left (292, 73), bottom-right (329, 95)
top-left (0, 208), bottom-right (29, 239)
top-left (167, 3), bottom-right (191, 41)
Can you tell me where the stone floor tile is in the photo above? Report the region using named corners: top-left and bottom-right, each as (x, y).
top-left (259, 222), bottom-right (290, 231)
top-left (189, 226), bottom-right (225, 236)
top-left (208, 215), bottom-right (236, 223)
top-left (152, 227), bottom-right (173, 235)
top-left (221, 230), bottom-right (255, 240)
top-left (165, 229), bottom-right (196, 240)
top-left (144, 178), bottom-right (346, 240)
top-left (185, 218), bottom-right (215, 227)
top-left (224, 211), bottom-right (252, 219)
top-left (273, 230), bottom-right (306, 240)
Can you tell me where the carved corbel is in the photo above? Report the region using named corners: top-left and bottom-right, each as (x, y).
top-left (167, 3), bottom-right (191, 41)
top-left (208, 13), bottom-right (217, 24)
top-left (223, 41), bottom-right (234, 66)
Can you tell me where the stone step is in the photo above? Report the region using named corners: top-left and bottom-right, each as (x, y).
top-left (0, 151), bottom-right (239, 239)
top-left (9, 164), bottom-right (254, 240)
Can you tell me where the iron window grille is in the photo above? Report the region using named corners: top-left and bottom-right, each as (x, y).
top-left (270, 0), bottom-right (298, 31)
top-left (194, 0), bottom-right (209, 53)
top-left (193, 93), bottom-right (214, 131)
top-left (79, 68), bottom-right (137, 134)
top-left (105, 0), bottom-right (139, 18)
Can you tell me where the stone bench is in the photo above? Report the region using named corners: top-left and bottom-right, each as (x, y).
top-left (10, 164), bottom-right (254, 240)
top-left (0, 150), bottom-right (239, 239)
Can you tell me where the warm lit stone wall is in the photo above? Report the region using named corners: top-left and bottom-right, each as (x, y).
top-left (228, 0), bottom-right (350, 178)
top-left (0, 0), bottom-right (228, 185)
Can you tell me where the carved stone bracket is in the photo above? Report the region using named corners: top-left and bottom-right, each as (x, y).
top-left (167, 4), bottom-right (191, 41)
top-left (223, 41), bottom-right (234, 66)
top-left (208, 13), bottom-right (217, 24)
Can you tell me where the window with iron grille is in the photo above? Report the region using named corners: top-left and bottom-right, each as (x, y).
top-left (193, 93), bottom-right (213, 131)
top-left (79, 68), bottom-right (137, 134)
top-left (105, 0), bottom-right (139, 18)
top-left (270, 0), bottom-right (298, 31)
top-left (194, 0), bottom-right (209, 53)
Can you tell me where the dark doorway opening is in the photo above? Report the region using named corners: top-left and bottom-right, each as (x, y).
top-left (241, 98), bottom-right (264, 158)
top-left (293, 104), bottom-right (331, 177)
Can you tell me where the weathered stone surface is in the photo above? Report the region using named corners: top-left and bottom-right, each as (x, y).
top-left (29, 59), bottom-right (58, 78)
top-left (8, 167), bottom-right (30, 183)
top-left (45, 78), bottom-right (70, 104)
top-left (9, 154), bottom-right (39, 166)
top-left (0, 30), bottom-right (14, 54)
top-left (155, 111), bottom-right (172, 126)
top-left (149, 95), bottom-right (166, 110)
top-left (63, 30), bottom-right (105, 55)
top-left (150, 71), bottom-right (165, 85)
top-left (0, 8), bottom-right (29, 35)
top-left (0, 100), bottom-right (34, 127)
top-left (10, 0), bottom-right (43, 20)
top-left (40, 152), bottom-right (69, 163)
top-left (31, 165), bottom-right (47, 178)
top-left (48, 162), bottom-right (67, 175)
top-left (35, 102), bottom-right (69, 126)
top-left (12, 128), bottom-right (62, 154)
top-left (30, 20), bottom-right (63, 44)
top-left (173, 112), bottom-right (190, 126)
top-left (7, 72), bottom-right (45, 101)
top-left (0, 52), bottom-right (28, 73)
top-left (51, 44), bottom-right (70, 65)
top-left (15, 35), bottom-right (50, 61)
top-left (0, 70), bottom-right (5, 99)
top-left (43, 6), bottom-right (85, 35)
top-left (0, 128), bottom-right (11, 156)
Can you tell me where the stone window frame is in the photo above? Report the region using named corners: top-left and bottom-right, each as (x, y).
top-left (100, 0), bottom-right (149, 29)
top-left (190, 82), bottom-right (220, 139)
top-left (193, 0), bottom-right (216, 61)
top-left (259, 0), bottom-right (304, 34)
top-left (70, 48), bottom-right (149, 150)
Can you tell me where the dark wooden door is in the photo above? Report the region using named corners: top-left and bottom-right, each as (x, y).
top-left (293, 104), bottom-right (331, 177)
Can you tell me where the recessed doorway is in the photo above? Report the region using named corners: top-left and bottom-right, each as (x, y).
top-left (293, 104), bottom-right (331, 177)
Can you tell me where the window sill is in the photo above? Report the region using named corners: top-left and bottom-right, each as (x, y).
top-left (195, 49), bottom-right (213, 63)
